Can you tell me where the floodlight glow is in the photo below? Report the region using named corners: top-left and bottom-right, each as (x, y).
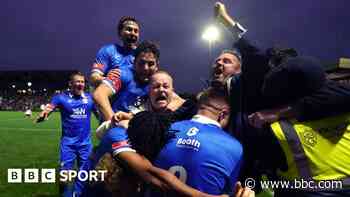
top-left (202, 26), bottom-right (220, 42)
top-left (27, 82), bottom-right (32, 87)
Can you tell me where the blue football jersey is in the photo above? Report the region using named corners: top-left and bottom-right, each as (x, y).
top-left (152, 115), bottom-right (243, 195)
top-left (103, 66), bottom-right (149, 113)
top-left (49, 91), bottom-right (95, 145)
top-left (91, 44), bottom-right (135, 75)
top-left (98, 126), bottom-right (133, 161)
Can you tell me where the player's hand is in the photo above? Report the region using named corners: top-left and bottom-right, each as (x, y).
top-left (248, 109), bottom-right (280, 128)
top-left (214, 2), bottom-right (236, 28)
top-left (112, 111), bottom-right (133, 123)
top-left (166, 92), bottom-right (185, 112)
top-left (96, 120), bottom-right (112, 139)
top-left (106, 68), bottom-right (121, 81)
top-left (90, 72), bottom-right (105, 86)
top-left (35, 111), bottom-right (48, 123)
top-left (234, 182), bottom-right (255, 197)
top-left (117, 119), bottom-right (130, 129)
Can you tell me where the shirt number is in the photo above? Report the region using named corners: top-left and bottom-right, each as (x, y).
top-left (168, 165), bottom-right (187, 183)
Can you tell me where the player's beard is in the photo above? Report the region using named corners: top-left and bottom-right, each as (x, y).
top-left (136, 74), bottom-right (150, 85)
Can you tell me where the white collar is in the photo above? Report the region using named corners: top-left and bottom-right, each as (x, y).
top-left (68, 92), bottom-right (86, 98)
top-left (191, 114), bottom-right (221, 128)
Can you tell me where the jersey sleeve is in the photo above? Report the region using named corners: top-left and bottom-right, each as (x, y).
top-left (101, 68), bottom-right (127, 94)
top-left (224, 159), bottom-right (243, 195)
top-left (108, 126), bottom-right (135, 156)
top-left (221, 137), bottom-right (243, 195)
top-left (198, 166), bottom-right (229, 194)
top-left (47, 94), bottom-right (61, 111)
top-left (91, 46), bottom-right (111, 75)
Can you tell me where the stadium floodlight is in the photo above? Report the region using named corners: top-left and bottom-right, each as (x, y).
top-left (43, 88), bottom-right (47, 92)
top-left (202, 25), bottom-right (220, 43)
top-left (202, 25), bottom-right (220, 78)
top-left (11, 85), bottom-right (16, 88)
top-left (27, 82), bottom-right (32, 87)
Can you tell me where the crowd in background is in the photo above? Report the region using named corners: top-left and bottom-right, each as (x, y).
top-left (0, 90), bottom-right (52, 111)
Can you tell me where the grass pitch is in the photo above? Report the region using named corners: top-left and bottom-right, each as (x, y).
top-left (0, 111), bottom-right (99, 197)
top-left (0, 111), bottom-right (272, 197)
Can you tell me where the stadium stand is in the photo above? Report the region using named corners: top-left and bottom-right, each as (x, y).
top-left (0, 70), bottom-right (87, 111)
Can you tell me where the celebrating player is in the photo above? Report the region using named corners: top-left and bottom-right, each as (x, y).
top-left (126, 87), bottom-right (243, 196)
top-left (73, 41), bottom-right (160, 196)
top-left (36, 72), bottom-right (97, 197)
top-left (80, 70), bottom-right (193, 196)
top-left (90, 16), bottom-right (140, 86)
top-left (93, 40), bottom-right (160, 120)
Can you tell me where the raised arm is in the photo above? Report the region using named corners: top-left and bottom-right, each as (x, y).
top-left (214, 2), bottom-right (247, 42)
top-left (214, 1), bottom-right (263, 58)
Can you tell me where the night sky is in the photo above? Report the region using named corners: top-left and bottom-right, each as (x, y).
top-left (1, 0), bottom-right (349, 92)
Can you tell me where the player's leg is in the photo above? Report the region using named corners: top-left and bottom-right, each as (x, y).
top-left (59, 142), bottom-right (77, 197)
top-left (73, 143), bottom-right (93, 197)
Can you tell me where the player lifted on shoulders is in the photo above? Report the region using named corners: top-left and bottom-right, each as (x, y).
top-left (90, 16), bottom-right (140, 86)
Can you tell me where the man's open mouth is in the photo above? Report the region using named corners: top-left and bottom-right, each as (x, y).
top-left (126, 36), bottom-right (138, 43)
top-left (156, 95), bottom-right (167, 102)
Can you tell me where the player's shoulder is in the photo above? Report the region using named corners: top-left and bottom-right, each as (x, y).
top-left (83, 92), bottom-right (95, 102)
top-left (219, 130), bottom-right (243, 155)
top-left (83, 92), bottom-right (93, 99)
top-left (105, 126), bottom-right (128, 142)
top-left (168, 120), bottom-right (197, 133)
top-left (193, 120), bottom-right (243, 154)
top-left (52, 92), bottom-right (65, 100)
top-left (98, 43), bottom-right (118, 53)
top-left (170, 119), bottom-right (191, 128)
top-left (119, 66), bottom-right (134, 83)
top-left (50, 92), bottom-right (68, 105)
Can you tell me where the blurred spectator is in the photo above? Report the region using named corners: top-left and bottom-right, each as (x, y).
top-left (0, 89), bottom-right (55, 111)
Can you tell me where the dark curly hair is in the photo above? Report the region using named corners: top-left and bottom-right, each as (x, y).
top-left (134, 40), bottom-right (160, 62)
top-left (117, 16), bottom-right (139, 35)
top-left (126, 111), bottom-right (176, 162)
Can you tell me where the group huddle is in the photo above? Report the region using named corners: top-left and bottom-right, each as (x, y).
top-left (36, 2), bottom-right (350, 197)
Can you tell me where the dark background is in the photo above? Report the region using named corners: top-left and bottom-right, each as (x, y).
top-left (1, 0), bottom-right (349, 92)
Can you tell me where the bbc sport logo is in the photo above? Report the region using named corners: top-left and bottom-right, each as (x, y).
top-left (7, 168), bottom-right (107, 183)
